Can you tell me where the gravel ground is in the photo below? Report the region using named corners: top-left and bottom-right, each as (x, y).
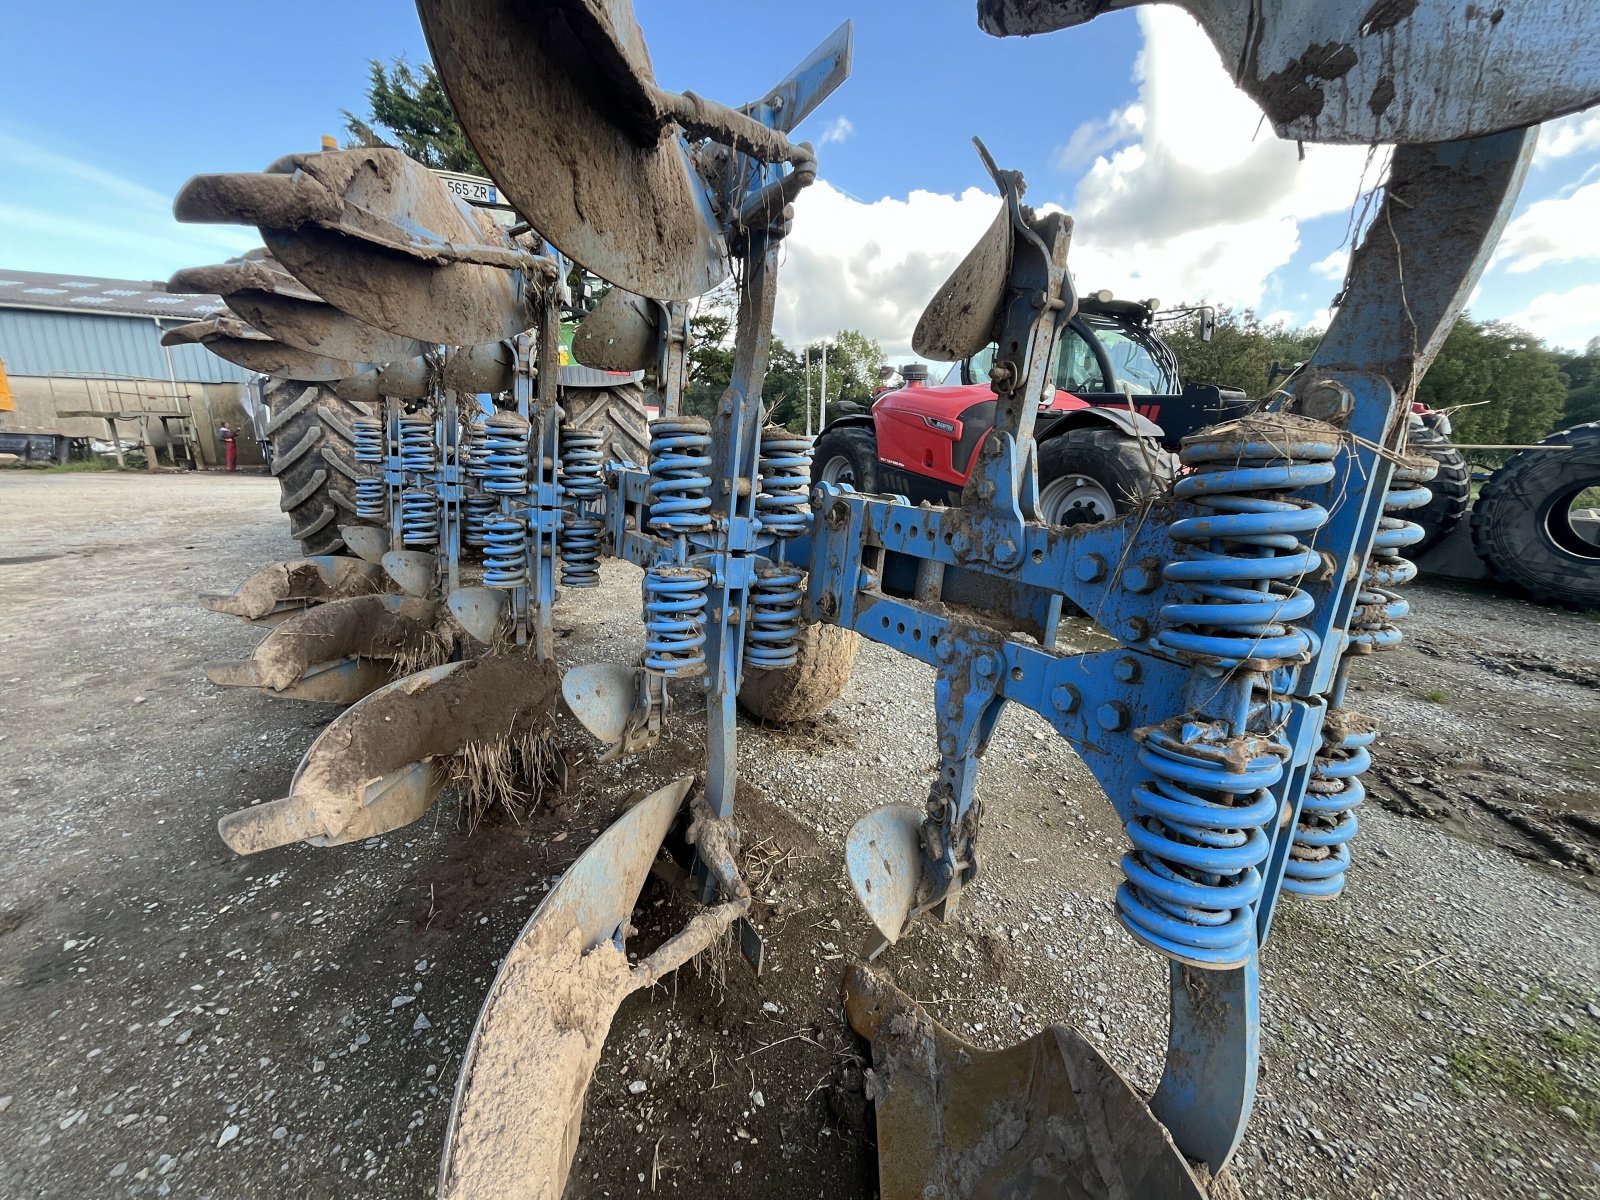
top-left (0, 471), bottom-right (1597, 1200)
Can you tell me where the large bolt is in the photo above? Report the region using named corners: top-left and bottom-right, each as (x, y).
top-left (1075, 554), bottom-right (1106, 583)
top-left (992, 539), bottom-right (1019, 567)
top-left (974, 653), bottom-right (999, 680)
top-left (1113, 657), bottom-right (1141, 684)
top-left (977, 480), bottom-right (996, 500)
top-left (1096, 702), bottom-right (1130, 732)
top-left (1296, 379), bottom-right (1354, 424)
top-left (1052, 684), bottom-right (1080, 714)
top-left (986, 438), bottom-right (1005, 459)
top-left (819, 592), bottom-right (839, 618)
top-left (1124, 558), bottom-right (1160, 594)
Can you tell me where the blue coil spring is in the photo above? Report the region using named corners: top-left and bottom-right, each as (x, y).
top-left (648, 418), bottom-right (713, 534)
top-left (398, 414), bottom-right (434, 473)
top-left (1120, 419), bottom-right (1340, 965)
top-left (559, 429), bottom-right (605, 588)
top-left (757, 427), bottom-right (812, 539)
top-left (1117, 727), bottom-right (1285, 967)
top-left (463, 494), bottom-right (496, 548)
top-left (482, 513), bottom-right (527, 589)
top-left (481, 413), bottom-right (530, 496)
top-left (400, 488), bottom-right (438, 548)
top-left (1283, 717), bottom-right (1376, 899)
top-left (1155, 425), bottom-right (1339, 669)
top-left (353, 416), bottom-right (384, 463)
top-left (643, 565), bottom-right (709, 676)
top-left (355, 477), bottom-right (386, 521)
top-left (1285, 445), bottom-right (1436, 898)
top-left (745, 563), bottom-right (805, 671)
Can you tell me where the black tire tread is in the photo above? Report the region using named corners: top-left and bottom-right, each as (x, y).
top-left (810, 425), bottom-right (881, 494)
top-left (1408, 423), bottom-right (1471, 554)
top-left (563, 381), bottom-right (650, 467)
top-left (1470, 421), bottom-right (1600, 609)
top-left (262, 379), bottom-right (375, 556)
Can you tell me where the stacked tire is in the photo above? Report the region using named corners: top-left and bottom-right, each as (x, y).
top-left (1471, 421), bottom-right (1600, 609)
top-left (264, 379), bottom-right (376, 556)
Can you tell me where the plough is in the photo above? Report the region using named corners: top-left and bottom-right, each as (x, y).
top-left (175, 0), bottom-right (1600, 1196)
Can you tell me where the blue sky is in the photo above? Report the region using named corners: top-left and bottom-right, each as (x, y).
top-left (3, 1), bottom-right (1599, 358)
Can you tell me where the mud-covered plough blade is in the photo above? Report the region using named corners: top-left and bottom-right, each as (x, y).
top-left (167, 253), bottom-right (426, 365)
top-left (173, 147), bottom-right (550, 346)
top-left (337, 524), bottom-right (391, 566)
top-left (439, 778), bottom-right (750, 1200)
top-left (218, 650), bottom-right (558, 855)
top-left (203, 594), bottom-right (442, 704)
top-left (844, 964), bottom-right (1206, 1200)
top-left (160, 313), bottom-right (358, 382)
top-left (199, 555), bottom-right (384, 624)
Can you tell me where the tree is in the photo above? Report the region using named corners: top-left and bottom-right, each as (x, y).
top-left (1558, 337), bottom-right (1600, 427)
top-left (343, 58), bottom-right (485, 175)
top-left (1417, 318), bottom-right (1569, 458)
top-left (1160, 306), bottom-right (1319, 395)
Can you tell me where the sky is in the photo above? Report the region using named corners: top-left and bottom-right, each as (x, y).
top-left (3, 1), bottom-right (1599, 361)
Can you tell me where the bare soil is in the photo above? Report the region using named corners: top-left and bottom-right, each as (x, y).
top-left (0, 471), bottom-right (1597, 1200)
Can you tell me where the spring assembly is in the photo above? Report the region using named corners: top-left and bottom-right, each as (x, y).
top-left (400, 487), bottom-right (439, 548)
top-left (1154, 422), bottom-right (1339, 669)
top-left (463, 494), bottom-right (496, 549)
top-left (1120, 419), bottom-right (1341, 965)
top-left (559, 429), bottom-right (605, 588)
top-left (642, 565), bottom-right (710, 676)
top-left (756, 426), bottom-right (812, 539)
top-left (1117, 727), bottom-right (1285, 967)
top-left (744, 563), bottom-right (805, 671)
top-left (1285, 448), bottom-right (1437, 898)
top-left (482, 511), bottom-right (527, 588)
top-left (481, 413), bottom-right (531, 496)
top-left (647, 418), bottom-right (713, 534)
top-left (352, 416), bottom-right (387, 519)
top-left (398, 413), bottom-right (435, 474)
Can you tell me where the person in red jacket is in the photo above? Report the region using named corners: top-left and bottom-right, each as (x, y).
top-left (220, 422), bottom-right (238, 472)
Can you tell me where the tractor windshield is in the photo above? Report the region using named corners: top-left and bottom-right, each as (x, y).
top-left (1081, 315), bottom-right (1176, 394)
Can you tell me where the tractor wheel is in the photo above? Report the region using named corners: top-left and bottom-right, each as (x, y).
top-left (1470, 421), bottom-right (1600, 609)
top-left (811, 425), bottom-right (881, 494)
top-left (563, 380), bottom-right (650, 467)
top-left (265, 380), bottom-right (375, 556)
top-left (1408, 421), bottom-right (1471, 554)
top-left (737, 623), bottom-right (860, 725)
top-left (1037, 426), bottom-right (1171, 526)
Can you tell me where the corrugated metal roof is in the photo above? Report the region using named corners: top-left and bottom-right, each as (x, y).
top-left (0, 308), bottom-right (252, 384)
top-left (0, 267), bottom-right (226, 320)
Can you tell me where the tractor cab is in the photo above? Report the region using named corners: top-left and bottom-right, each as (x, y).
top-left (946, 292), bottom-right (1248, 447)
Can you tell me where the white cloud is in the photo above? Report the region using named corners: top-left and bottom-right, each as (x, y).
top-left (1310, 250), bottom-right (1348, 282)
top-left (1063, 8), bottom-right (1379, 311)
top-left (1507, 283), bottom-right (1600, 351)
top-left (779, 181), bottom-right (1003, 358)
top-left (1494, 180), bottom-right (1600, 274)
top-left (817, 116), bottom-right (855, 147)
top-left (1535, 110), bottom-right (1600, 164)
top-left (1051, 105), bottom-right (1144, 174)
top-left (0, 130), bottom-right (257, 279)
top-left (777, 9), bottom-right (1382, 356)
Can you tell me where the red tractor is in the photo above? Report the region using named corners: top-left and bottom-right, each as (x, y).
top-left (811, 293), bottom-right (1251, 525)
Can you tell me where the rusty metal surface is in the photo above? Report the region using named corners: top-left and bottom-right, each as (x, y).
top-left (976, 0), bottom-right (1600, 144)
top-left (417, 0), bottom-right (731, 299)
top-left (202, 594), bottom-right (440, 701)
top-left (168, 256), bottom-right (425, 365)
top-left (198, 556), bottom-right (384, 621)
top-left (913, 196), bottom-right (1011, 362)
top-left (176, 148), bottom-right (544, 345)
top-left (161, 315), bottom-right (357, 382)
top-left (572, 288), bottom-right (658, 371)
top-left (217, 650), bottom-right (559, 856)
top-left (844, 962), bottom-right (1207, 1200)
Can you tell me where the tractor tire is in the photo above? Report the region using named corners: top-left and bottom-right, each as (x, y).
top-left (563, 381), bottom-right (650, 467)
top-left (1408, 422), bottom-right (1471, 555)
top-left (1470, 421), bottom-right (1600, 609)
top-left (265, 379), bottom-right (375, 557)
top-left (811, 425), bottom-right (881, 494)
top-left (737, 623), bottom-right (860, 725)
top-left (1036, 426), bottom-right (1172, 526)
